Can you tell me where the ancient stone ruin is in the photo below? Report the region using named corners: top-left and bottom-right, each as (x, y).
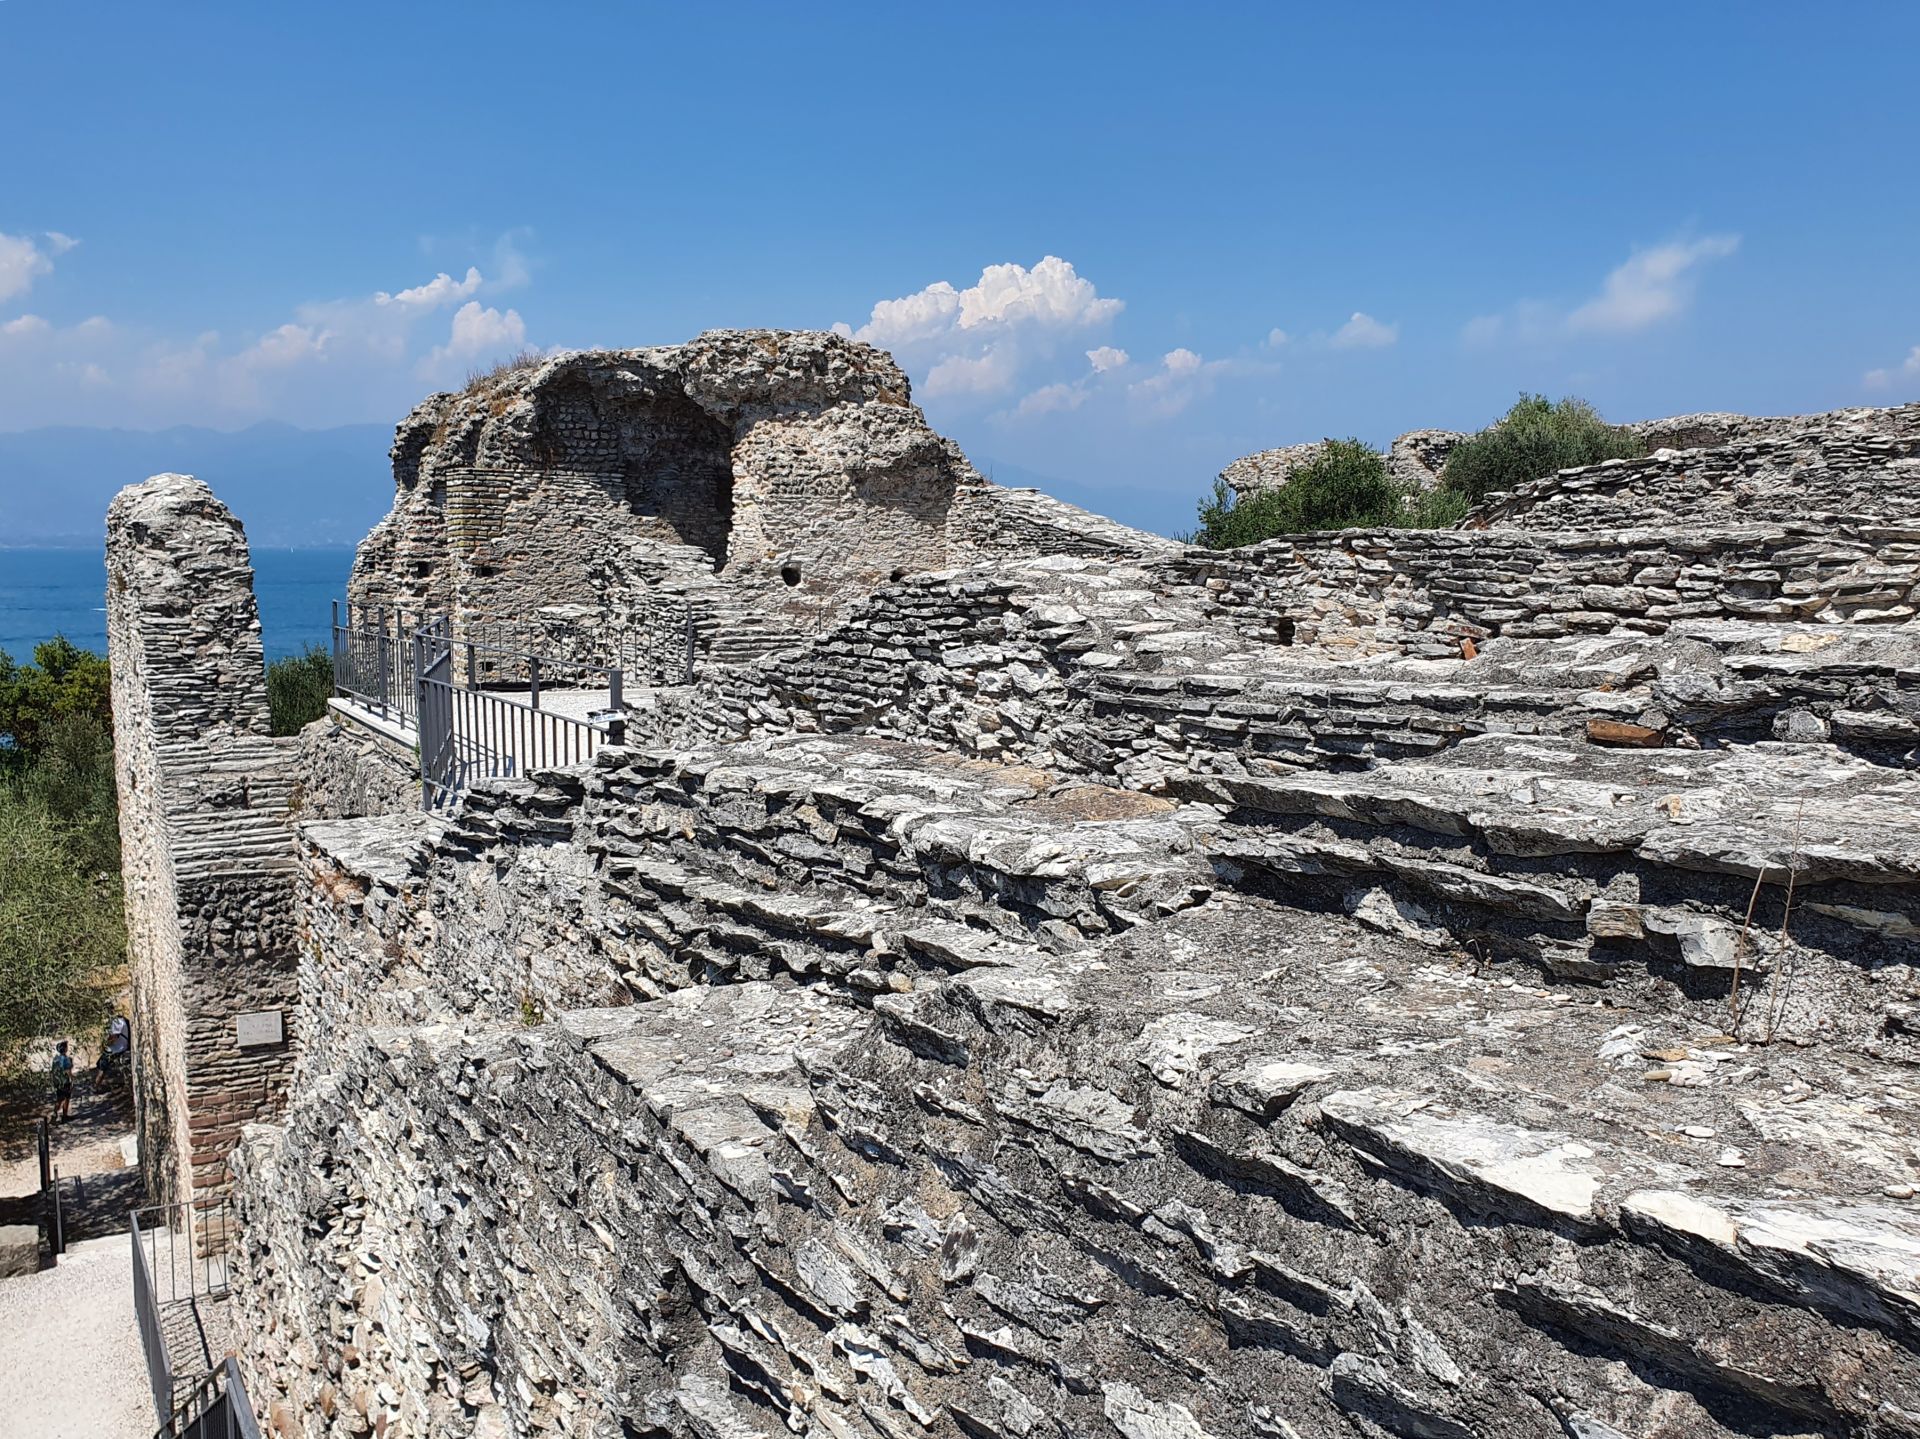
top-left (109, 331), bottom-right (1920, 1438)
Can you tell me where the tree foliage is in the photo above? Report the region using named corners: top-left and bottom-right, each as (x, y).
top-left (1439, 393), bottom-right (1645, 506)
top-left (0, 652), bottom-right (125, 1079)
top-left (267, 644), bottom-right (334, 736)
top-left (1187, 439), bottom-right (1459, 549)
top-left (0, 637), bottom-right (113, 776)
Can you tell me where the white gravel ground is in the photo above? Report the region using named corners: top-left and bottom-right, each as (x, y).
top-left (0, 1233), bottom-right (155, 1439)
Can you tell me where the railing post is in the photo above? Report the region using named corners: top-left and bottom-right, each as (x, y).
top-left (528, 656), bottom-right (541, 710)
top-left (330, 600), bottom-right (341, 694)
top-left (466, 643), bottom-right (478, 692)
top-left (609, 666), bottom-right (623, 713)
top-left (377, 607), bottom-right (391, 714)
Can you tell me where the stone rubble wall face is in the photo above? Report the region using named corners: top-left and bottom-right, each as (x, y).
top-left (106, 474), bottom-right (305, 1204)
top-left (1466, 424), bottom-right (1920, 532)
top-left (1159, 523), bottom-right (1920, 656)
top-left (229, 400), bottom-right (1920, 1438)
top-left (293, 713), bottom-right (420, 821)
top-left (231, 988), bottom-right (1920, 1439)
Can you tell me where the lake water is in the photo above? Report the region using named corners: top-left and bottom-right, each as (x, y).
top-left (0, 546), bottom-right (355, 662)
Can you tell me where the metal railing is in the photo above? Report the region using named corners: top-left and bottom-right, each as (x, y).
top-left (331, 600), bottom-right (436, 727)
top-left (132, 1199), bottom-right (240, 1430)
top-left (34, 1118), bottom-right (66, 1259)
top-left (158, 1357), bottom-right (261, 1439)
top-left (413, 616), bottom-right (628, 810)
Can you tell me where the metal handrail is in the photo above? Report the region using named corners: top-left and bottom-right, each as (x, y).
top-left (131, 1208), bottom-right (173, 1425)
top-left (131, 1199), bottom-right (237, 1429)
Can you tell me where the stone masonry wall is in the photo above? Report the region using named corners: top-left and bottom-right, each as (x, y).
top-left (1159, 522), bottom-right (1920, 657)
top-left (107, 474), bottom-right (303, 1205)
top-left (348, 332), bottom-right (1168, 667)
top-left (231, 732), bottom-right (1920, 1438)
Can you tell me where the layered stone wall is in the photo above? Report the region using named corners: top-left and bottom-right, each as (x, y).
top-left (213, 385), bottom-right (1920, 1438)
top-left (106, 475), bottom-right (302, 1205)
top-left (1468, 411), bottom-right (1920, 531)
top-left (1162, 522), bottom-right (1920, 656)
top-left (232, 730), bottom-right (1920, 1437)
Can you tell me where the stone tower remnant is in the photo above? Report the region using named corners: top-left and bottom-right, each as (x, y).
top-left (106, 473), bottom-right (302, 1208)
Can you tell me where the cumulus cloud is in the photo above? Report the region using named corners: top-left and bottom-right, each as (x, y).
top-left (0, 236), bottom-right (543, 428)
top-left (1127, 347), bottom-right (1224, 418)
top-left (1264, 328), bottom-right (1288, 349)
top-left (1469, 234), bottom-right (1740, 346)
top-left (835, 255), bottom-right (1123, 402)
top-left (1330, 312), bottom-right (1398, 350)
top-left (845, 256), bottom-right (1121, 349)
top-left (1864, 345), bottom-right (1920, 390)
top-left (240, 322), bottom-right (331, 371)
top-left (0, 232), bottom-right (58, 303)
top-left (376, 266), bottom-right (483, 310)
top-left (1567, 234), bottom-right (1739, 334)
top-left (422, 300), bottom-right (528, 375)
top-left (1012, 382), bottom-right (1089, 418)
top-left (1086, 345), bottom-right (1129, 373)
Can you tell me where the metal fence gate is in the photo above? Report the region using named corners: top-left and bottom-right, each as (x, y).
top-left (414, 616), bottom-right (457, 805)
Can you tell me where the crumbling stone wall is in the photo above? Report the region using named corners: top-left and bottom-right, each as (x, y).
top-left (1163, 522), bottom-right (1920, 656)
top-left (348, 331), bottom-right (1168, 666)
top-left (1469, 409), bottom-right (1920, 531)
top-left (107, 475), bottom-right (302, 1205)
top-left (232, 730), bottom-right (1920, 1438)
top-left (224, 397), bottom-right (1920, 1438)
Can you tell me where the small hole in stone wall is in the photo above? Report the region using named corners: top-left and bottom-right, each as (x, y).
top-left (781, 564), bottom-right (802, 587)
top-left (889, 567), bottom-right (908, 582)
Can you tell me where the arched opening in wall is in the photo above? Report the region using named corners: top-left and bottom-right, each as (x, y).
top-left (528, 378), bottom-right (738, 568)
top-left (781, 563), bottom-right (802, 587)
top-left (611, 391), bottom-right (735, 567)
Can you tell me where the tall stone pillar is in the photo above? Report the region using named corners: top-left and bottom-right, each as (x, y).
top-left (106, 474), bottom-right (302, 1208)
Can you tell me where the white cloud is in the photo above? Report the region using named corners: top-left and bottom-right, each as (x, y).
top-left (240, 322), bottom-right (331, 370)
top-left (1864, 344), bottom-right (1920, 390)
top-left (422, 300), bottom-right (527, 374)
top-left (0, 232), bottom-right (56, 303)
top-left (0, 234), bottom-right (542, 428)
top-left (1012, 381), bottom-right (1089, 418)
top-left (1128, 347), bottom-right (1224, 419)
top-left (835, 255), bottom-right (1123, 401)
top-left (376, 266), bottom-right (483, 310)
top-left (1086, 345), bottom-right (1129, 373)
top-left (924, 347), bottom-right (1018, 398)
top-left (1567, 234), bottom-right (1740, 335)
top-left (1466, 233), bottom-right (1740, 346)
top-left (1330, 312), bottom-right (1398, 349)
top-left (846, 256), bottom-right (1121, 348)
top-left (44, 232), bottom-right (80, 256)
top-left (1264, 328), bottom-right (1288, 348)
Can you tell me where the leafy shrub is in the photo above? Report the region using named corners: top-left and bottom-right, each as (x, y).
top-left (267, 645), bottom-right (334, 737)
top-left (1440, 393), bottom-right (1644, 506)
top-left (1186, 438), bottom-right (1473, 548)
top-left (0, 637), bottom-right (113, 776)
top-left (1188, 439), bottom-right (1409, 548)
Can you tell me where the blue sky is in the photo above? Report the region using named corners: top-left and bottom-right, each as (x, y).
top-left (2, 1), bottom-right (1916, 534)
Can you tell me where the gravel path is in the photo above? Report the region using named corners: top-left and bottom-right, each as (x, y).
top-left (0, 1233), bottom-right (155, 1439)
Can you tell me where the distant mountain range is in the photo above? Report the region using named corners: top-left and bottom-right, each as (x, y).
top-left (0, 421), bottom-right (397, 549)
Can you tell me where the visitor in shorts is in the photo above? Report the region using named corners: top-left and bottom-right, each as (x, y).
top-left (49, 1040), bottom-right (75, 1122)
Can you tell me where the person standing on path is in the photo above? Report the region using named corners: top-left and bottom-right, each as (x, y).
top-left (49, 1041), bottom-right (75, 1122)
